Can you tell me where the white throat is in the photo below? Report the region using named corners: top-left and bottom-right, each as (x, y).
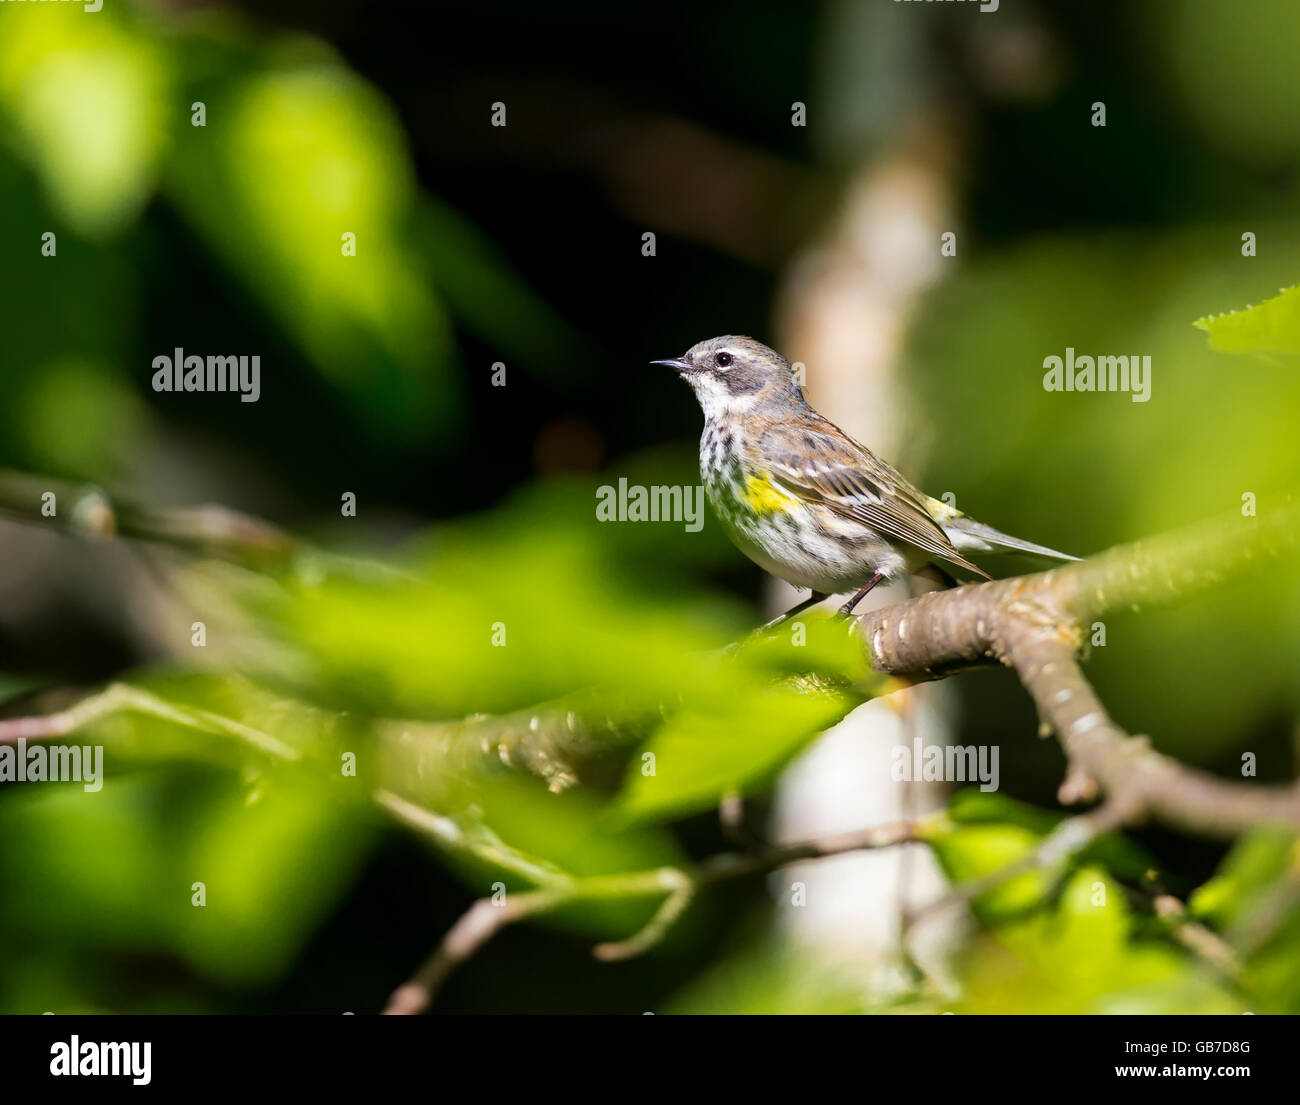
top-left (689, 375), bottom-right (760, 421)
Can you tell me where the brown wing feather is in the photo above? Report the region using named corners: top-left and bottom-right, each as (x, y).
top-left (760, 422), bottom-right (991, 579)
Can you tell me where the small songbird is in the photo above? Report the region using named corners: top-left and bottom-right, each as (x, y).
top-left (653, 336), bottom-right (1078, 628)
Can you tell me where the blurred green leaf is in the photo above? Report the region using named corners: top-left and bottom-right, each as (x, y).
top-left (669, 935), bottom-right (869, 1014)
top-left (957, 868), bottom-right (1239, 1014)
top-left (0, 7), bottom-right (169, 238)
top-left (941, 788), bottom-right (1062, 834)
top-left (420, 772), bottom-right (686, 940)
top-left (1189, 829), bottom-right (1298, 926)
top-left (173, 771), bottom-right (371, 984)
top-left (167, 54), bottom-right (459, 441)
top-left (929, 820), bottom-right (1050, 922)
top-left (1188, 829), bottom-right (1300, 1010)
top-left (929, 791), bottom-right (1164, 923)
top-left (18, 358), bottom-right (146, 478)
top-left (248, 487), bottom-right (747, 719)
top-left (612, 617), bottom-right (876, 824)
top-left (0, 768), bottom-right (371, 996)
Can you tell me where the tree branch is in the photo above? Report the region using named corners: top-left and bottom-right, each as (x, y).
top-left (0, 468), bottom-right (299, 567)
top-left (857, 502), bottom-right (1300, 837)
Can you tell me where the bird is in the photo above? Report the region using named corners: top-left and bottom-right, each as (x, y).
top-left (652, 335), bottom-right (1078, 630)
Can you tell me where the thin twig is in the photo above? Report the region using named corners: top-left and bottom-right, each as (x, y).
top-left (383, 819), bottom-right (922, 1014)
top-left (1149, 893), bottom-right (1243, 980)
top-left (0, 684), bottom-right (567, 884)
top-left (0, 682), bottom-right (298, 760)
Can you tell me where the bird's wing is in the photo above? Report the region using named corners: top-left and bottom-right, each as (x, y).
top-left (760, 423), bottom-right (991, 579)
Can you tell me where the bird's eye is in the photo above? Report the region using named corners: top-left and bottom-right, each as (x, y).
top-left (715, 352), bottom-right (733, 368)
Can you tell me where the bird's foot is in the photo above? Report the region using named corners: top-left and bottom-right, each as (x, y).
top-left (837, 571), bottom-right (884, 618)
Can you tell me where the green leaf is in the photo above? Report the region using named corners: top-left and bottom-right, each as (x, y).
top-left (1193, 283), bottom-right (1300, 354)
top-left (1189, 829), bottom-right (1298, 926)
top-left (928, 821), bottom-right (1052, 922)
top-left (1186, 829), bottom-right (1300, 1011)
top-left (929, 791), bottom-right (1164, 921)
top-left (611, 617), bottom-right (876, 824)
top-left (943, 788), bottom-right (1063, 834)
top-left (0, 8), bottom-right (170, 239)
top-left (956, 868), bottom-right (1240, 1014)
top-left (166, 50), bottom-right (460, 442)
top-left (173, 772), bottom-right (372, 984)
top-left (421, 772), bottom-right (687, 941)
top-left (668, 937), bottom-right (869, 1014)
top-left (0, 768), bottom-right (371, 990)
top-left (614, 685), bottom-right (853, 824)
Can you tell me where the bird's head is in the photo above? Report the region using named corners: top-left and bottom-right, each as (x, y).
top-left (652, 335), bottom-right (801, 419)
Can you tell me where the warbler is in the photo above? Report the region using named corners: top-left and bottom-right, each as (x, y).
top-left (653, 336), bottom-right (1077, 627)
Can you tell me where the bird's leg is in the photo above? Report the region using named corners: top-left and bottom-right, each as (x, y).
top-left (838, 572), bottom-right (884, 617)
top-left (756, 591), bottom-right (827, 633)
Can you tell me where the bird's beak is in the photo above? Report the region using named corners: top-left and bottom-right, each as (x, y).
top-left (650, 357), bottom-right (693, 375)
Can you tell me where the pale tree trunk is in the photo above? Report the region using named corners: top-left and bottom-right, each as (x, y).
top-left (769, 36), bottom-right (968, 993)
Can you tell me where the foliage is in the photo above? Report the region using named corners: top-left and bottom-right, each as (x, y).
top-left (0, 0), bottom-right (1297, 1015)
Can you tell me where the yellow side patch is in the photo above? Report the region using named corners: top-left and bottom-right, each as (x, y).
top-left (742, 473), bottom-right (797, 515)
top-left (924, 495), bottom-right (963, 522)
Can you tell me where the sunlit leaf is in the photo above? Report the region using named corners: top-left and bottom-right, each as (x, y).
top-left (0, 7), bottom-right (169, 238)
top-left (612, 618), bottom-right (877, 824)
top-left (167, 47), bottom-right (459, 440)
top-left (1194, 284), bottom-right (1300, 355)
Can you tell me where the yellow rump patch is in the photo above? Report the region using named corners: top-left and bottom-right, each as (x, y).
top-left (742, 473), bottom-right (797, 515)
top-left (924, 495), bottom-right (963, 521)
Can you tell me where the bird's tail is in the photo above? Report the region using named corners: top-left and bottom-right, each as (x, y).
top-left (944, 516), bottom-right (1079, 562)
